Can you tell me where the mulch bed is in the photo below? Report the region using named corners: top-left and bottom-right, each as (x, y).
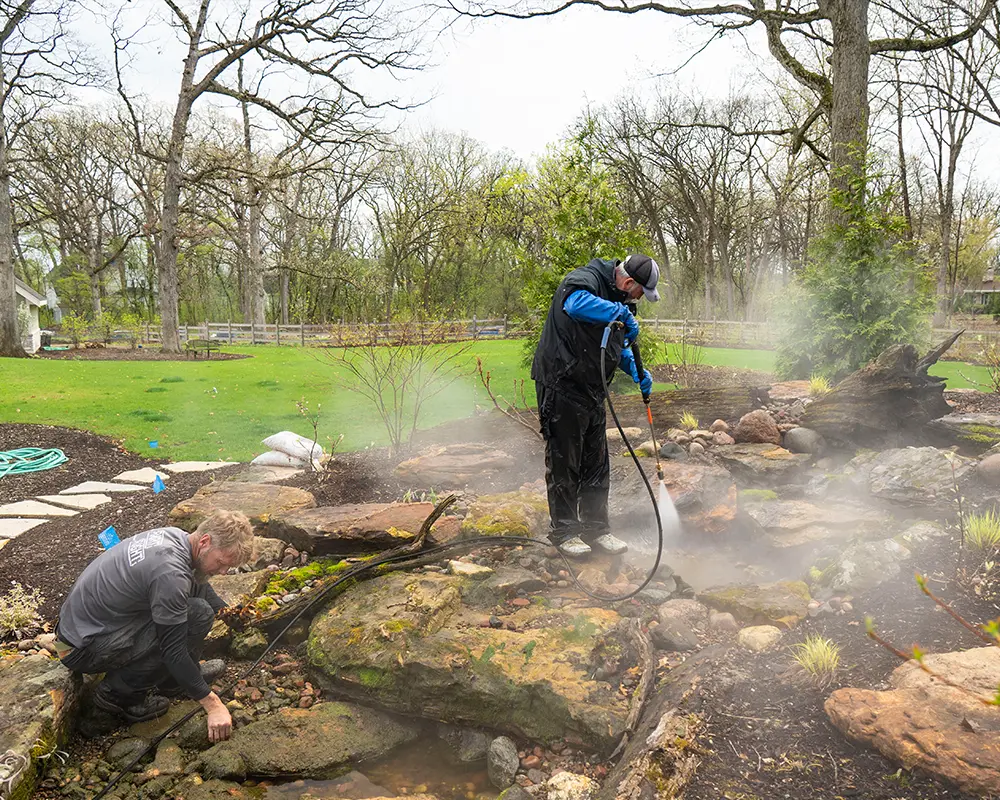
top-left (0, 423), bottom-right (242, 618)
top-left (685, 531), bottom-right (990, 800)
top-left (35, 347), bottom-right (248, 361)
top-left (945, 389), bottom-right (1000, 415)
top-left (650, 363), bottom-right (777, 389)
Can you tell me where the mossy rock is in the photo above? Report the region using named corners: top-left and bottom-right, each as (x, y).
top-left (308, 571), bottom-right (629, 751)
top-left (697, 580), bottom-right (811, 628)
top-left (460, 491), bottom-right (548, 538)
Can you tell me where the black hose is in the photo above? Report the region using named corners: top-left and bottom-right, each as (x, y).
top-left (94, 335), bottom-right (666, 796)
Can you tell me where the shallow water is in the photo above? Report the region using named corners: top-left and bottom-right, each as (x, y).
top-left (257, 739), bottom-right (495, 800)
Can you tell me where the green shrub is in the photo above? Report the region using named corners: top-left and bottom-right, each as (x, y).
top-left (775, 169), bottom-right (933, 381)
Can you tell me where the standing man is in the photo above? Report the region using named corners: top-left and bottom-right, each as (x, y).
top-left (532, 254), bottom-right (661, 557)
top-left (55, 510), bottom-right (254, 742)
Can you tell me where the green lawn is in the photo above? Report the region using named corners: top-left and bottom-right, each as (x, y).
top-left (0, 342), bottom-right (987, 461)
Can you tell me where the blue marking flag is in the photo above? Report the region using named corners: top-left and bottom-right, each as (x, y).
top-left (99, 526), bottom-right (120, 550)
top-left (149, 440), bottom-right (159, 449)
top-left (152, 475), bottom-right (165, 494)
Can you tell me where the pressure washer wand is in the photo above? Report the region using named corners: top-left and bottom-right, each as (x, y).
top-left (627, 307), bottom-right (663, 482)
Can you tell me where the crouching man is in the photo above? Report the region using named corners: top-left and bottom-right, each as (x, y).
top-left (54, 510), bottom-right (254, 743)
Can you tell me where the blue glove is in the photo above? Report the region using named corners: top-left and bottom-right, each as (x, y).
top-left (619, 348), bottom-right (640, 382)
top-left (639, 369), bottom-right (653, 397)
top-left (617, 306), bottom-right (639, 345)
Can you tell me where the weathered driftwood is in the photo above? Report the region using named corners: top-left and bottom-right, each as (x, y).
top-left (608, 620), bottom-right (655, 761)
top-left (800, 331), bottom-right (963, 448)
top-left (614, 387), bottom-right (770, 432)
top-left (599, 645), bottom-right (723, 800)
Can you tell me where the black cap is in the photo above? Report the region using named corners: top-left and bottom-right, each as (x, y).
top-left (622, 254), bottom-right (660, 302)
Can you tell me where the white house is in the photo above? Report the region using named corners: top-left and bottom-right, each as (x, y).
top-left (15, 278), bottom-right (46, 353)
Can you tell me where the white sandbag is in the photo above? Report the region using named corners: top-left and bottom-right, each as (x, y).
top-left (261, 430), bottom-right (324, 462)
top-left (251, 450), bottom-right (310, 468)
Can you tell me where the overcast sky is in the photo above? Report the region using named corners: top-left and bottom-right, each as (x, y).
top-left (77, 1), bottom-right (772, 161)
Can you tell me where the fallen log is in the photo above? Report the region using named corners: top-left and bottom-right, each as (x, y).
top-left (613, 387), bottom-right (770, 432)
top-left (800, 331), bottom-right (962, 449)
top-left (599, 645), bottom-right (724, 800)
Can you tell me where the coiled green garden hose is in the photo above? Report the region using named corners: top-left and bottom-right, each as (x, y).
top-left (0, 448), bottom-right (68, 479)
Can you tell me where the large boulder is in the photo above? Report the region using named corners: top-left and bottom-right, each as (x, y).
top-left (826, 646), bottom-right (1000, 796)
top-left (169, 482), bottom-right (315, 533)
top-left (713, 444), bottom-right (811, 486)
top-left (267, 502), bottom-right (441, 555)
top-left (199, 701), bottom-right (418, 780)
top-left (610, 457), bottom-right (737, 535)
top-left (743, 498), bottom-right (890, 548)
top-left (767, 380), bottom-right (812, 403)
top-left (848, 447), bottom-right (972, 506)
top-left (394, 443), bottom-right (515, 489)
top-left (809, 538), bottom-right (911, 594)
top-left (697, 581), bottom-right (811, 627)
top-left (0, 654), bottom-right (81, 800)
top-left (460, 491), bottom-right (549, 538)
top-left (308, 572), bottom-right (630, 751)
top-left (733, 410), bottom-right (781, 445)
top-left (925, 413), bottom-right (1000, 455)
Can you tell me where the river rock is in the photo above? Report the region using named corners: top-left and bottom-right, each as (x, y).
top-left (697, 581), bottom-right (811, 627)
top-left (733, 410), bottom-right (781, 445)
top-left (709, 611), bottom-right (739, 633)
top-left (737, 625), bottom-right (783, 652)
top-left (810, 539), bottom-right (911, 594)
top-left (713, 443), bottom-right (811, 485)
top-left (200, 701), bottom-right (418, 780)
top-left (267, 502), bottom-right (439, 555)
top-left (657, 599), bottom-right (709, 630)
top-left (743, 498), bottom-right (889, 548)
top-left (308, 572), bottom-right (630, 750)
top-left (610, 457), bottom-right (737, 535)
top-left (826, 646), bottom-right (1000, 796)
top-left (650, 619), bottom-right (699, 651)
top-left (151, 740), bottom-right (186, 775)
top-left (546, 771), bottom-right (598, 800)
top-left (229, 628), bottom-right (268, 660)
top-left (250, 536), bottom-right (287, 567)
top-left (209, 571), bottom-right (270, 607)
top-left (106, 736), bottom-right (150, 769)
top-left (394, 443), bottom-right (515, 489)
top-left (488, 735), bottom-right (519, 789)
top-left (460, 491), bottom-right (548, 538)
top-left (978, 453), bottom-right (1000, 487)
top-left (710, 419), bottom-right (729, 433)
top-left (926, 413), bottom-right (1000, 455)
top-left (782, 427), bottom-right (826, 455)
top-left (437, 723), bottom-right (491, 763)
top-left (0, 654), bottom-right (81, 799)
top-left (169, 482), bottom-right (316, 533)
top-left (607, 427), bottom-right (643, 446)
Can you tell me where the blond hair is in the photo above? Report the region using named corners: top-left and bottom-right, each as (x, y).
top-left (195, 510), bottom-right (254, 565)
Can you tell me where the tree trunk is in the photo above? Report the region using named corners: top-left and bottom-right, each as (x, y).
top-left (280, 270), bottom-right (289, 325)
top-left (800, 331), bottom-right (961, 448)
top-left (827, 0), bottom-right (871, 218)
top-left (0, 59), bottom-right (26, 359)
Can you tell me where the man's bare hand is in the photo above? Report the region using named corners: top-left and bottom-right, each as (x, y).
top-left (199, 691), bottom-right (233, 742)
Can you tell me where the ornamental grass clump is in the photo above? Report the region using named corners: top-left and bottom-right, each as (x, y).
top-left (0, 582), bottom-right (45, 640)
top-left (791, 635), bottom-right (841, 685)
top-left (679, 411), bottom-right (699, 431)
top-left (965, 509), bottom-right (1000, 553)
top-left (809, 375), bottom-right (832, 396)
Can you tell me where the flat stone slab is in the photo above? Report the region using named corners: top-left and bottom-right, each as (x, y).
top-left (0, 518), bottom-right (48, 539)
top-left (0, 500), bottom-right (79, 517)
top-left (113, 467), bottom-right (169, 484)
top-left (226, 465), bottom-right (305, 484)
top-left (59, 481), bottom-right (147, 495)
top-left (162, 461), bottom-right (240, 474)
top-left (169, 482), bottom-right (315, 532)
top-left (36, 493), bottom-right (112, 510)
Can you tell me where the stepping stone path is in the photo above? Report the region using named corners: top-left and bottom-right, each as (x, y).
top-left (0, 460), bottom-right (240, 541)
